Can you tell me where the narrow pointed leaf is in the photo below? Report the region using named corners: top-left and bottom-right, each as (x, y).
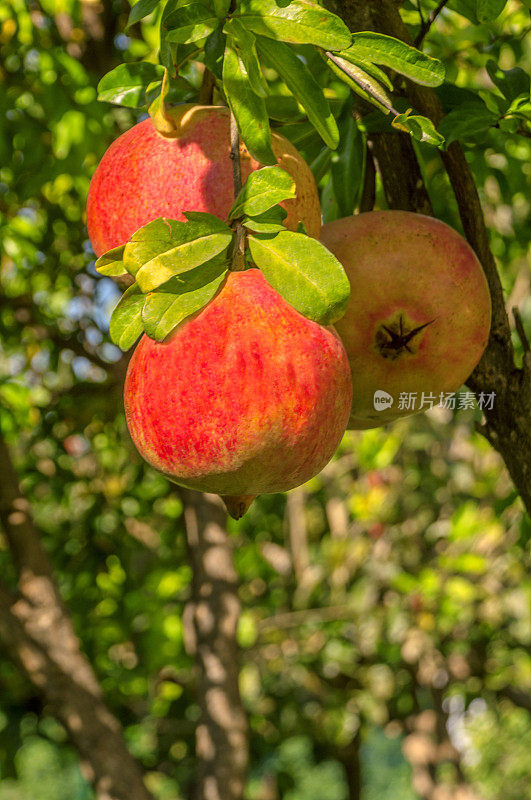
top-left (248, 231), bottom-right (350, 325)
top-left (265, 93), bottom-right (305, 121)
top-left (486, 60), bottom-right (530, 103)
top-left (235, 0), bottom-right (351, 49)
top-left (109, 285), bottom-right (145, 350)
top-left (339, 55), bottom-right (394, 91)
top-left (257, 37), bottom-right (339, 149)
top-left (476, 0), bottom-right (507, 22)
top-left (127, 0), bottom-right (161, 28)
top-left (341, 32), bottom-right (445, 87)
top-left (204, 25), bottom-right (226, 79)
top-left (229, 166), bottom-right (295, 219)
top-left (326, 55), bottom-right (396, 114)
top-left (392, 113), bottom-right (445, 146)
top-left (95, 245), bottom-right (127, 277)
top-left (331, 111), bottom-right (364, 217)
top-left (98, 62), bottom-right (165, 107)
top-left (142, 262), bottom-right (227, 340)
top-left (223, 38), bottom-right (276, 165)
top-left (163, 2), bottom-right (217, 43)
top-left (437, 101), bottom-right (498, 147)
top-left (213, 0), bottom-right (231, 16)
top-left (224, 19), bottom-right (268, 98)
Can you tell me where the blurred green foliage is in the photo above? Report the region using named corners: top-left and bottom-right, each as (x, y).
top-left (0, 1), bottom-right (529, 799)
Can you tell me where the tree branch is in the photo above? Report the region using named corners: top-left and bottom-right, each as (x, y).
top-left (0, 429), bottom-right (153, 800)
top-left (330, 0), bottom-right (531, 512)
top-left (414, 0), bottom-right (449, 47)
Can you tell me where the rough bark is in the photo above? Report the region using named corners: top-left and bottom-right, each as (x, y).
top-left (181, 490), bottom-right (249, 800)
top-left (0, 430), bottom-right (153, 800)
top-left (327, 0), bottom-right (531, 513)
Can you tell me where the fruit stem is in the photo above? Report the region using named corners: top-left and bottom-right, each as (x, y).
top-left (229, 110), bottom-right (246, 271)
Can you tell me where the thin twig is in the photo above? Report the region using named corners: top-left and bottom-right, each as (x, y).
top-left (415, 0), bottom-right (449, 47)
top-left (229, 111), bottom-right (246, 271)
top-left (416, 0), bottom-right (425, 26)
top-left (513, 306), bottom-right (530, 353)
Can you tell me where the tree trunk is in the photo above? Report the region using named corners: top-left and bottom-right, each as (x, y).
top-left (181, 490), bottom-right (249, 800)
top-left (326, 0), bottom-right (531, 513)
top-left (0, 431), bottom-right (154, 800)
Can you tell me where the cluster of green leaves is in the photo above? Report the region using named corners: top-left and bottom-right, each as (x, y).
top-left (94, 0), bottom-right (454, 347)
top-left (438, 59), bottom-right (530, 146)
top-left (1, 1), bottom-right (530, 799)
top-left (96, 165), bottom-right (350, 349)
top-left (101, 0), bottom-right (448, 157)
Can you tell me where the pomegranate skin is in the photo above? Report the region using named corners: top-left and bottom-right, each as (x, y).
top-left (124, 270), bottom-right (352, 496)
top-left (320, 211), bottom-right (491, 428)
top-left (87, 105), bottom-right (322, 256)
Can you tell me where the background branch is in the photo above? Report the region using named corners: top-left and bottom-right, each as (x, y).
top-left (0, 430), bottom-right (154, 800)
top-left (328, 0), bottom-right (531, 512)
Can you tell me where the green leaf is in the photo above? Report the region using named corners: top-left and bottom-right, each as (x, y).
top-left (142, 261), bottom-right (227, 340)
top-left (331, 110), bottom-right (364, 217)
top-left (486, 60), bottom-right (530, 104)
top-left (159, 36), bottom-right (177, 72)
top-left (213, 0), bottom-right (230, 17)
top-left (97, 62), bottom-right (165, 107)
top-left (475, 0), bottom-right (507, 22)
top-left (222, 39), bottom-right (276, 165)
top-left (109, 285), bottom-right (145, 350)
top-left (340, 32), bottom-right (445, 87)
top-left (127, 0), bottom-right (161, 28)
top-left (337, 55), bottom-right (394, 91)
top-left (224, 19), bottom-right (268, 98)
top-left (309, 147), bottom-right (332, 184)
top-left (229, 165), bottom-right (295, 219)
top-left (124, 216), bottom-right (233, 293)
top-left (326, 55), bottom-right (396, 114)
top-left (257, 37), bottom-right (339, 149)
top-left (509, 98), bottom-right (531, 118)
top-left (204, 25), bottom-right (226, 79)
top-left (242, 205), bottom-right (288, 232)
top-left (392, 112), bottom-right (445, 146)
top-left (248, 231), bottom-right (350, 325)
top-left (95, 246), bottom-right (127, 277)
top-left (235, 0), bottom-right (351, 50)
top-left (265, 93), bottom-right (305, 121)
top-left (163, 2), bottom-right (218, 43)
top-left (437, 101), bottom-right (498, 147)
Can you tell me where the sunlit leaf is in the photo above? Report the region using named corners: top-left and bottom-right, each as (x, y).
top-left (248, 231), bottom-right (350, 324)
top-left (340, 32), bottom-right (445, 87)
top-left (257, 37), bottom-right (339, 148)
top-left (97, 62), bottom-right (165, 107)
top-left (235, 0), bottom-right (351, 50)
top-left (222, 38), bottom-right (276, 165)
top-left (229, 166), bottom-right (295, 219)
top-left (109, 284), bottom-right (145, 350)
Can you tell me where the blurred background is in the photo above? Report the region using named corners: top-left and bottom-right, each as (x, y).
top-left (0, 1), bottom-right (530, 798)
